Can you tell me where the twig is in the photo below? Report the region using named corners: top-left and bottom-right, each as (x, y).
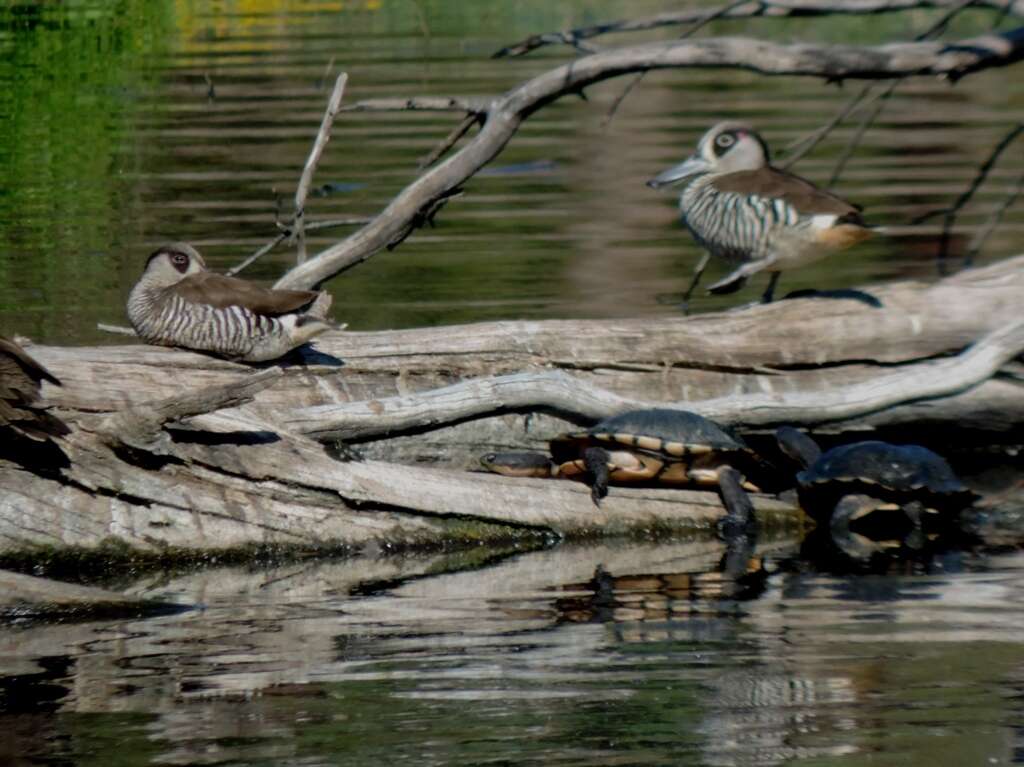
top-left (340, 96), bottom-right (490, 113)
top-left (293, 72), bottom-right (349, 265)
top-left (418, 113), bottom-right (482, 170)
top-left (315, 55), bottom-right (336, 90)
top-left (603, 0), bottom-right (753, 125)
top-left (911, 122), bottom-right (1023, 273)
top-left (276, 27), bottom-right (1024, 290)
top-left (963, 170), bottom-right (1024, 267)
top-left (226, 218), bottom-right (371, 277)
top-left (781, 83), bottom-right (877, 168)
top-left (493, 0), bottom-right (1023, 58)
top-left (225, 234), bottom-right (289, 277)
top-left (782, 0), bottom-right (970, 170)
top-left (827, 80), bottom-right (899, 187)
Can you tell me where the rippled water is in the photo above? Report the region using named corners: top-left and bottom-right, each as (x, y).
top-left (3, 540), bottom-right (1024, 765)
top-left (1, 0), bottom-right (1022, 343)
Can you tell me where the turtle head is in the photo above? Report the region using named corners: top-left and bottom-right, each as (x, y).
top-left (140, 243), bottom-right (207, 287)
top-left (479, 451), bottom-right (554, 478)
top-left (775, 426), bottom-right (822, 471)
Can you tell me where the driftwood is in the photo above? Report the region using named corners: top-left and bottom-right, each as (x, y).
top-left (494, 0), bottom-right (1024, 58)
top-left (1, 255), bottom-right (1021, 562)
top-left (7, 9), bottom-right (1024, 569)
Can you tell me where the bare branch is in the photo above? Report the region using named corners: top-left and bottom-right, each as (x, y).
top-left (289, 319), bottom-right (1024, 441)
top-left (603, 0), bottom-right (753, 125)
top-left (276, 27), bottom-right (1024, 291)
top-left (963, 170), bottom-right (1024, 267)
top-left (781, 83), bottom-right (877, 168)
top-left (784, 0), bottom-right (973, 169)
top-left (96, 323), bottom-right (137, 337)
top-left (293, 72), bottom-right (348, 265)
top-left (340, 96), bottom-right (491, 114)
top-left (494, 0), bottom-right (1024, 58)
top-left (226, 218), bottom-right (371, 277)
top-left (827, 79), bottom-right (898, 187)
top-left (910, 122), bottom-right (1024, 272)
top-left (418, 113), bottom-right (482, 170)
top-left (226, 233), bottom-right (288, 277)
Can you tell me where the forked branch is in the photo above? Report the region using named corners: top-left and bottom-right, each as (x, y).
top-left (275, 27), bottom-right (1024, 291)
top-left (494, 0), bottom-right (1024, 58)
top-left (289, 319), bottom-right (1024, 441)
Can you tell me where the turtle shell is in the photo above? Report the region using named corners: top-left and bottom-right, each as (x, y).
top-left (796, 441), bottom-right (975, 519)
top-left (550, 408), bottom-right (750, 464)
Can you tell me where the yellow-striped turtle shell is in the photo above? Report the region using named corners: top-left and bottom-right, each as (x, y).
top-left (549, 408), bottom-right (756, 488)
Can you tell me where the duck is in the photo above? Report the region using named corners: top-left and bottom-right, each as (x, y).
top-left (127, 243), bottom-right (338, 362)
top-left (648, 121), bottom-right (871, 308)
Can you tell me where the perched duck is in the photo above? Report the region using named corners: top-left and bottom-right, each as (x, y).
top-left (0, 335), bottom-right (68, 441)
top-left (127, 243), bottom-right (338, 362)
top-left (648, 122), bottom-right (871, 307)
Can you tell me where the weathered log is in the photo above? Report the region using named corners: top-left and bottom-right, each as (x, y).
top-left (3, 257), bottom-right (1022, 561)
top-left (289, 316), bottom-right (1024, 441)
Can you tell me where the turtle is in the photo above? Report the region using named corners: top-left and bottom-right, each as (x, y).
top-left (480, 408), bottom-right (762, 535)
top-left (775, 426), bottom-right (977, 543)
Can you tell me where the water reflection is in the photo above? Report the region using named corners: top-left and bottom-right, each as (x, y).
top-left (0, 538), bottom-right (1023, 764)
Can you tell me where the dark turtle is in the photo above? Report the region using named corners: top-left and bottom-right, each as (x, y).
top-left (481, 408), bottom-right (761, 535)
top-left (776, 427), bottom-right (976, 538)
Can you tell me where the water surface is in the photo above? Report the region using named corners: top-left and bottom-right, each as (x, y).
top-left (1, 0), bottom-right (1022, 342)
top-left (3, 539), bottom-right (1024, 765)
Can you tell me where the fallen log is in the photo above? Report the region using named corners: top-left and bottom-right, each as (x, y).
top-left (2, 256), bottom-right (1022, 562)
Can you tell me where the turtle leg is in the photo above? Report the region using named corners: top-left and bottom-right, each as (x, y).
top-left (761, 272), bottom-right (781, 303)
top-left (716, 466), bottom-right (757, 541)
top-left (582, 446), bottom-right (611, 507)
top-left (901, 500), bottom-right (926, 552)
top-left (680, 253), bottom-right (710, 315)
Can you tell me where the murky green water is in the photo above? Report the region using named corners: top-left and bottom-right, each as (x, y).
top-left (3, 1), bottom-right (1024, 764)
top-left (4, 540), bottom-right (1024, 766)
top-left (1, 0), bottom-right (1022, 343)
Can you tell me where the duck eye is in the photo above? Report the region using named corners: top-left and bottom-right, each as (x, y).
top-left (715, 133), bottom-right (736, 149)
top-left (172, 254), bottom-right (187, 264)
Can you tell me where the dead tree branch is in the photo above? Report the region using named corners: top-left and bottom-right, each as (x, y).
top-left (494, 0), bottom-right (1024, 58)
top-left (87, 368), bottom-right (283, 450)
top-left (274, 27), bottom-right (1024, 291)
top-left (292, 72), bottom-right (349, 265)
top-left (603, 0), bottom-right (753, 124)
top-left (826, 79), bottom-right (898, 187)
top-left (289, 318), bottom-right (1024, 441)
top-left (784, 0), bottom-right (975, 171)
top-left (340, 96), bottom-right (491, 114)
top-left (911, 121), bottom-right (1024, 273)
top-left (963, 170), bottom-right (1024, 267)
top-left (418, 113), bottom-right (483, 170)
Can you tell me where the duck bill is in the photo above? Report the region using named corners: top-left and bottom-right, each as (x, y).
top-left (646, 155), bottom-right (710, 188)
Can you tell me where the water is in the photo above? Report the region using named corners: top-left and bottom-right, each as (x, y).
top-left (3, 540), bottom-right (1024, 765)
top-left (1, 0), bottom-right (1022, 343)
top-left (3, 2), bottom-right (1024, 763)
